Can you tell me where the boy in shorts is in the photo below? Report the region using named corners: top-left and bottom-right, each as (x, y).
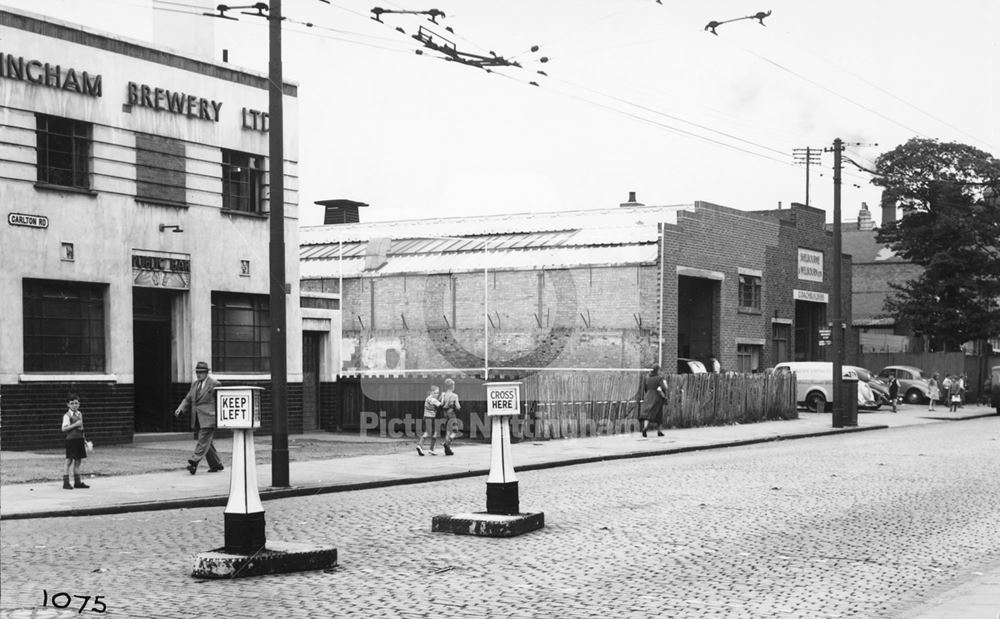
top-left (416, 385), bottom-right (441, 456)
top-left (439, 378), bottom-right (461, 456)
top-left (61, 393), bottom-right (90, 489)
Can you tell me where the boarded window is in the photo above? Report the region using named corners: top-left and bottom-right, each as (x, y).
top-left (136, 133), bottom-right (186, 204)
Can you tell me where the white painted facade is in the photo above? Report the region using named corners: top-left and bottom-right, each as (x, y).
top-left (0, 8), bottom-right (310, 437)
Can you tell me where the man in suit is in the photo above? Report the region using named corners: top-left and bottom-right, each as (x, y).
top-left (174, 361), bottom-right (224, 475)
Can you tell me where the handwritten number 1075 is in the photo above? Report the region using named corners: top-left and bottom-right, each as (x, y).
top-left (42, 590), bottom-right (107, 613)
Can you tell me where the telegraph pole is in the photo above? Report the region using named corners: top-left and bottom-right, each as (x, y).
top-left (830, 138), bottom-right (844, 427)
top-left (268, 0), bottom-right (289, 487)
top-left (793, 147), bottom-right (821, 206)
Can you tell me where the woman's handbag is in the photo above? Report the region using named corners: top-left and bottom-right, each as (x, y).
top-left (84, 439), bottom-right (94, 454)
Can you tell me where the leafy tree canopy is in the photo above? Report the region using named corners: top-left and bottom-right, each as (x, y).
top-left (872, 138), bottom-right (1000, 349)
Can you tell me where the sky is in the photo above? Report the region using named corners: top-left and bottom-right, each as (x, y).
top-left (4, 0), bottom-right (999, 227)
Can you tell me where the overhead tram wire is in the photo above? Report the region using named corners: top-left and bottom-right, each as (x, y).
top-left (157, 3), bottom-right (801, 174)
top-left (544, 74), bottom-right (791, 159)
top-left (746, 50), bottom-right (927, 139)
top-left (150, 4), bottom-right (424, 56)
top-left (768, 27), bottom-right (999, 153)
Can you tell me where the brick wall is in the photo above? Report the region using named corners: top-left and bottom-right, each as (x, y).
top-left (1, 382), bottom-right (134, 450)
top-left (341, 264), bottom-right (656, 372)
top-left (0, 380), bottom-right (304, 450)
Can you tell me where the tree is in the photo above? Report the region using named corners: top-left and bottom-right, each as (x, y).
top-left (872, 138), bottom-right (1000, 350)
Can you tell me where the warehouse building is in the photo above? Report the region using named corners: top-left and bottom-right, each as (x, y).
top-left (300, 196), bottom-right (852, 427)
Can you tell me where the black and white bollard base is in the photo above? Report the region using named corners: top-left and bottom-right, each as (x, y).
top-left (432, 511), bottom-right (544, 538)
top-left (192, 541), bottom-right (338, 579)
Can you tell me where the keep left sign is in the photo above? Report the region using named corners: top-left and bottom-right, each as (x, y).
top-left (216, 387), bottom-right (262, 429)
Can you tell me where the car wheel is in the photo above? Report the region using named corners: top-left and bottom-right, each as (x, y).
top-left (904, 389), bottom-right (924, 404)
top-left (806, 392), bottom-right (827, 413)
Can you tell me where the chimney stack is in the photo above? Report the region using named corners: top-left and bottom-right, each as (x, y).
top-left (880, 193), bottom-right (896, 227)
top-left (619, 191), bottom-right (645, 208)
top-left (317, 199), bottom-right (368, 225)
top-left (857, 202), bottom-right (875, 230)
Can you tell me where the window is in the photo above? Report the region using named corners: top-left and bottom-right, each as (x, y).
top-left (738, 274), bottom-right (762, 311)
top-left (136, 133), bottom-right (185, 204)
top-left (222, 149), bottom-right (264, 213)
top-left (23, 279), bottom-right (106, 372)
top-left (36, 114), bottom-right (92, 189)
top-left (211, 292), bottom-right (270, 372)
top-left (772, 323), bottom-right (790, 364)
top-left (736, 343), bottom-right (762, 373)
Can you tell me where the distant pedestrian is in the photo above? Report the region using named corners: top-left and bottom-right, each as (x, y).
top-left (927, 373), bottom-right (940, 411)
top-left (439, 378), bottom-right (461, 456)
top-left (638, 364), bottom-right (666, 438)
top-left (709, 356), bottom-right (722, 373)
top-left (957, 373), bottom-right (967, 407)
top-left (416, 385), bottom-right (442, 456)
top-left (173, 361), bottom-right (224, 475)
top-left (888, 376), bottom-right (900, 413)
top-left (948, 376), bottom-right (962, 412)
top-left (61, 392), bottom-right (90, 490)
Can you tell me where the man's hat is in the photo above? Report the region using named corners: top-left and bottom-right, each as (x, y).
top-left (195, 361), bottom-right (210, 372)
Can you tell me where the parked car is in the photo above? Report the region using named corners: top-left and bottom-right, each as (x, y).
top-left (772, 361), bottom-right (882, 412)
top-left (845, 365), bottom-right (891, 406)
top-left (877, 365), bottom-right (932, 404)
top-left (677, 358), bottom-right (707, 374)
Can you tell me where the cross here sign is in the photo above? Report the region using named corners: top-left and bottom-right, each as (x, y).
top-left (486, 382), bottom-right (521, 417)
top-left (216, 386), bottom-right (262, 429)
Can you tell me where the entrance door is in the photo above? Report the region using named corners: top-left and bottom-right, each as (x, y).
top-left (677, 275), bottom-right (718, 363)
top-left (133, 288), bottom-right (173, 432)
top-left (794, 301), bottom-right (827, 361)
top-left (302, 332), bottom-right (321, 431)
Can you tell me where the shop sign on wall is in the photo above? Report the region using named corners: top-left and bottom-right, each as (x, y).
top-left (132, 249), bottom-right (191, 289)
top-left (797, 248), bottom-right (824, 282)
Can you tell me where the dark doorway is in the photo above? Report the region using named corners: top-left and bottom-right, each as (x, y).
top-left (133, 288), bottom-right (173, 432)
top-left (302, 332), bottom-right (321, 431)
top-left (677, 275), bottom-right (718, 363)
top-left (794, 300), bottom-right (827, 361)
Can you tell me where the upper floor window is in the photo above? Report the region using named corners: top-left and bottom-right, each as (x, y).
top-left (36, 114), bottom-right (92, 189)
top-left (136, 133), bottom-right (186, 205)
top-left (222, 149), bottom-right (264, 214)
top-left (211, 292), bottom-right (270, 373)
top-left (738, 274), bottom-right (762, 311)
top-left (23, 278), bottom-right (106, 372)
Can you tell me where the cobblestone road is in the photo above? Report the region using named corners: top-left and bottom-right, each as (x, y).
top-left (2, 419), bottom-right (998, 619)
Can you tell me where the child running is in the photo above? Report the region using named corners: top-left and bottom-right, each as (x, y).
top-left (416, 385), bottom-right (441, 456)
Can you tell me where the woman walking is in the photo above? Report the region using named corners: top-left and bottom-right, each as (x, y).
top-left (638, 364), bottom-right (666, 438)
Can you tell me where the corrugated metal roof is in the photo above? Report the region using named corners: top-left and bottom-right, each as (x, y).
top-left (299, 203), bottom-right (694, 246)
top-left (300, 244), bottom-right (658, 278)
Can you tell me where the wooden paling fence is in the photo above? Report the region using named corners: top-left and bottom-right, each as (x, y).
top-left (523, 372), bottom-right (797, 439)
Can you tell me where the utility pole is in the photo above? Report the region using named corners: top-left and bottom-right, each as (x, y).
top-left (268, 0), bottom-right (289, 487)
top-left (829, 138), bottom-right (844, 427)
top-left (793, 147), bottom-right (821, 206)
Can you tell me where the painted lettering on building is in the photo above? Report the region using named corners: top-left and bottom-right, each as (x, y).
top-left (797, 248), bottom-right (824, 282)
top-left (132, 250), bottom-right (191, 289)
top-left (126, 81), bottom-right (222, 122)
top-left (7, 212), bottom-right (49, 228)
top-left (242, 107), bottom-right (269, 132)
top-left (0, 52), bottom-right (102, 97)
